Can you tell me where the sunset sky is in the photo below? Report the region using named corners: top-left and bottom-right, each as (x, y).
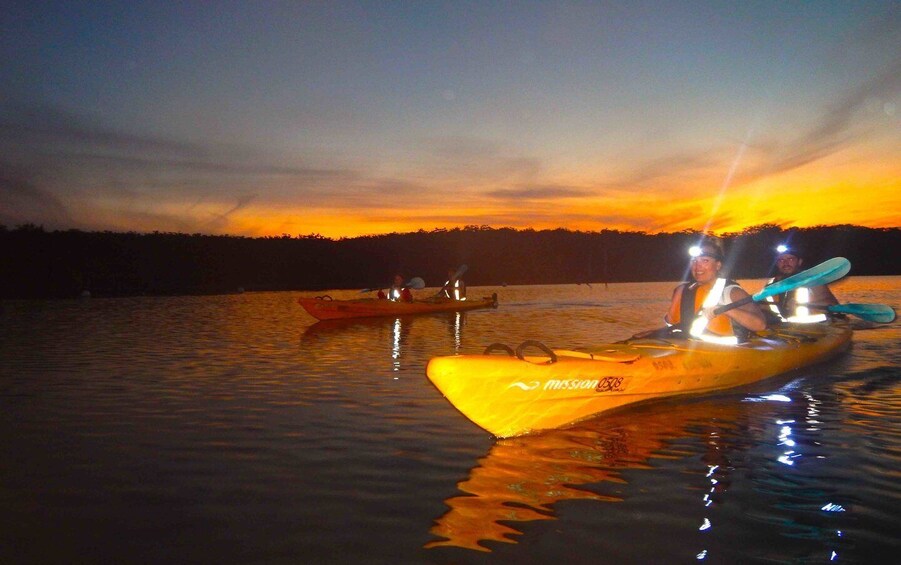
top-left (2, 1), bottom-right (899, 239)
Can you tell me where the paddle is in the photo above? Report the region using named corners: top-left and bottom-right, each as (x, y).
top-left (809, 303), bottom-right (896, 324)
top-left (360, 277), bottom-right (426, 293)
top-left (713, 257), bottom-right (851, 317)
top-left (435, 264), bottom-right (468, 298)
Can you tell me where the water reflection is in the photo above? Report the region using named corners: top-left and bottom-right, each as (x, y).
top-left (299, 316), bottom-right (412, 371)
top-left (299, 311), bottom-right (469, 371)
top-left (425, 399), bottom-right (744, 553)
top-left (426, 385), bottom-right (855, 558)
top-left (740, 388), bottom-right (850, 561)
top-left (450, 311), bottom-right (463, 353)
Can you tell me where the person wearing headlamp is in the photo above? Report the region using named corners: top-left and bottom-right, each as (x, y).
top-left (664, 238), bottom-right (766, 344)
top-left (763, 244), bottom-right (838, 323)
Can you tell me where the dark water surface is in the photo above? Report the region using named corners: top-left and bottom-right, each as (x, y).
top-left (2, 278), bottom-right (899, 563)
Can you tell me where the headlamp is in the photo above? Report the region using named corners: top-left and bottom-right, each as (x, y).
top-left (689, 244), bottom-right (723, 261)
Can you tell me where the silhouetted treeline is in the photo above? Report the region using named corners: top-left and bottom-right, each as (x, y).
top-left (0, 223), bottom-right (898, 298)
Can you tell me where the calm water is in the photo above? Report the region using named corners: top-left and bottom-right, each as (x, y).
top-left (1, 278), bottom-right (899, 564)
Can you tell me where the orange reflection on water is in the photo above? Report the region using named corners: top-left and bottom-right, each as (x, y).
top-left (425, 400), bottom-right (741, 552)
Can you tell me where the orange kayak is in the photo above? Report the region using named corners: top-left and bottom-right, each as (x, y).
top-left (426, 320), bottom-right (851, 438)
top-left (299, 293), bottom-right (498, 321)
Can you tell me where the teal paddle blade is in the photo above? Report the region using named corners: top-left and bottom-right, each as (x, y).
top-left (752, 257), bottom-right (851, 301)
top-left (829, 303), bottom-right (896, 323)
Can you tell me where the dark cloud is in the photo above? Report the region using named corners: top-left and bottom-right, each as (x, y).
top-left (0, 163), bottom-right (73, 227)
top-left (202, 193), bottom-right (259, 232)
top-left (0, 105), bottom-right (350, 180)
top-left (49, 150), bottom-right (348, 180)
top-left (0, 104), bottom-right (365, 229)
top-left (419, 135), bottom-right (544, 180)
top-left (0, 105), bottom-right (206, 160)
top-left (604, 152), bottom-right (719, 191)
top-left (485, 186), bottom-right (590, 200)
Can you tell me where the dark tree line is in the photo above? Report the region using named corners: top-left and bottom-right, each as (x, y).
top-left (0, 223), bottom-right (898, 299)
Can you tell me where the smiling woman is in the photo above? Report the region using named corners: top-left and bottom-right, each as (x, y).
top-left (664, 238), bottom-right (766, 343)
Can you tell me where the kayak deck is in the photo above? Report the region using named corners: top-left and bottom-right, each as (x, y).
top-left (426, 321), bottom-right (851, 438)
top-left (299, 293), bottom-right (498, 321)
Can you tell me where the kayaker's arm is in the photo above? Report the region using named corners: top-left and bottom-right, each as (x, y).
top-left (703, 287), bottom-right (766, 331)
top-left (664, 284), bottom-right (687, 326)
top-left (809, 284), bottom-right (839, 306)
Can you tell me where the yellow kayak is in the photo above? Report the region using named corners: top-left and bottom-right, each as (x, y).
top-left (426, 320), bottom-right (851, 438)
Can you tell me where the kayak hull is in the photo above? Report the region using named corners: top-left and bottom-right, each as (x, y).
top-left (426, 321), bottom-right (851, 438)
top-left (299, 293), bottom-right (498, 321)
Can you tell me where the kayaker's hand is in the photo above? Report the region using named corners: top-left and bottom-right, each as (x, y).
top-left (702, 306), bottom-right (718, 320)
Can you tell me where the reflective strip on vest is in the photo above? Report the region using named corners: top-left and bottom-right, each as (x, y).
top-left (786, 286), bottom-right (827, 323)
top-left (795, 287), bottom-right (810, 317)
top-left (764, 277), bottom-right (784, 318)
top-left (786, 313), bottom-right (828, 323)
top-left (689, 278), bottom-right (739, 345)
top-left (452, 280), bottom-right (464, 301)
top-left (443, 279), bottom-right (465, 301)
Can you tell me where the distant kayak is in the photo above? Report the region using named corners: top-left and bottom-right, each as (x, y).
top-left (427, 320), bottom-right (851, 438)
top-left (299, 293), bottom-right (498, 321)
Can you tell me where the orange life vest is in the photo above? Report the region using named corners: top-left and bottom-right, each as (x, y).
top-left (672, 280), bottom-right (740, 337)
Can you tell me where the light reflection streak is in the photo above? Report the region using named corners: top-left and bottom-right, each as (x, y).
top-left (804, 392), bottom-right (821, 428)
top-left (742, 393), bottom-right (793, 403)
top-left (391, 318), bottom-right (402, 373)
top-left (775, 409), bottom-right (797, 465)
top-left (699, 517), bottom-right (711, 531)
top-left (771, 392), bottom-right (845, 560)
top-left (299, 313), bottom-right (416, 374)
top-left (700, 441), bottom-right (715, 525)
top-left (452, 312), bottom-right (462, 353)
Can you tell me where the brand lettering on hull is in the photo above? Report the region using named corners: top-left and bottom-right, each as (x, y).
top-left (539, 377), bottom-right (627, 393)
top-left (508, 377), bottom-right (628, 393)
top-left (544, 379), bottom-right (598, 391)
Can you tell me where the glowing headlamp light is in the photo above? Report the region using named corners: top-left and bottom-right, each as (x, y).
top-left (776, 244), bottom-right (789, 254)
top-left (689, 244), bottom-right (723, 261)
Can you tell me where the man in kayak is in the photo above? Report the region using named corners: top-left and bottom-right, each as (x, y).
top-left (762, 244), bottom-right (839, 323)
top-left (440, 268), bottom-right (466, 301)
top-left (378, 274), bottom-right (413, 302)
top-left (665, 238), bottom-right (766, 344)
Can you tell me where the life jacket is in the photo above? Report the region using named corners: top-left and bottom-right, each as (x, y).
top-left (387, 285), bottom-right (412, 302)
top-left (672, 278), bottom-right (750, 345)
top-left (763, 279), bottom-right (827, 323)
top-left (442, 279), bottom-right (465, 301)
